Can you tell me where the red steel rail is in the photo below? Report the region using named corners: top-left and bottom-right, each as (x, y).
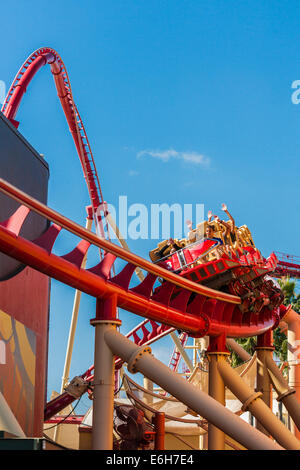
top-left (0, 179), bottom-right (241, 305)
top-left (0, 178), bottom-right (284, 340)
top-left (1, 47), bottom-right (105, 238)
top-left (0, 182), bottom-right (284, 420)
top-left (273, 252), bottom-right (300, 279)
top-left (0, 180), bottom-right (283, 341)
top-left (0, 48), bottom-right (291, 424)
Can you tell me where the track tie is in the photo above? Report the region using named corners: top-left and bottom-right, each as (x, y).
top-left (151, 281), bottom-right (176, 306)
top-left (110, 262), bottom-right (136, 289)
top-left (169, 289), bottom-right (191, 313)
top-left (186, 294), bottom-right (206, 315)
top-left (130, 272), bottom-right (157, 297)
top-left (0, 205), bottom-right (30, 234)
top-left (87, 252), bottom-right (116, 278)
top-left (33, 223), bottom-right (62, 254)
top-left (61, 239), bottom-right (91, 267)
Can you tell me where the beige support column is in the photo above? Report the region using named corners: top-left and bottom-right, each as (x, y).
top-left (200, 336), bottom-right (209, 362)
top-left (104, 328), bottom-right (283, 450)
top-left (192, 338), bottom-right (198, 368)
top-left (255, 332), bottom-right (274, 436)
top-left (206, 335), bottom-right (229, 450)
top-left (60, 214), bottom-right (93, 391)
top-left (143, 376), bottom-right (154, 405)
top-left (105, 211), bottom-right (144, 281)
top-left (265, 354), bottom-right (300, 432)
top-left (170, 331), bottom-right (193, 372)
top-left (54, 212), bottom-right (93, 443)
top-left (283, 308), bottom-right (300, 439)
top-left (207, 354), bottom-right (227, 450)
top-left (217, 358), bottom-right (300, 450)
top-left (90, 296), bottom-right (121, 450)
top-left (196, 336), bottom-right (208, 451)
top-left (226, 338), bottom-right (252, 363)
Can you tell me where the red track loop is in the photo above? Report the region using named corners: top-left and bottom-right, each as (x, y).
top-left (1, 47), bottom-right (104, 234)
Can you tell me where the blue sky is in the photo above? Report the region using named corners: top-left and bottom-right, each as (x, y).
top-left (1, 1), bottom-right (300, 410)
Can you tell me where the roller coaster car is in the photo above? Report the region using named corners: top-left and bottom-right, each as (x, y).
top-left (150, 225), bottom-right (284, 315)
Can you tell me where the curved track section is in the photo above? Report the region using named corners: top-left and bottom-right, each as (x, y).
top-left (0, 48), bottom-right (241, 420)
top-left (1, 47), bottom-right (105, 238)
top-left (0, 49), bottom-right (288, 425)
top-left (0, 179), bottom-right (287, 421)
top-left (0, 178), bottom-right (283, 338)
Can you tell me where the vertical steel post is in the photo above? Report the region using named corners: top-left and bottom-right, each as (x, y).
top-left (143, 377), bottom-right (154, 405)
top-left (90, 295), bottom-right (121, 450)
top-left (264, 354), bottom-right (300, 432)
top-left (255, 330), bottom-right (274, 436)
top-left (217, 357), bottom-right (300, 449)
top-left (104, 328), bottom-right (284, 450)
top-left (286, 309), bottom-right (300, 439)
top-left (206, 335), bottom-right (230, 450)
top-left (153, 412), bottom-right (165, 450)
top-left (54, 209), bottom-right (93, 444)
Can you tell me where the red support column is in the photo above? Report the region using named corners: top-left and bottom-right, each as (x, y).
top-left (153, 412), bottom-right (165, 450)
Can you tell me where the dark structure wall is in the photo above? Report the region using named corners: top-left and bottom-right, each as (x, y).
top-left (0, 112), bottom-right (50, 437)
top-left (0, 112), bottom-right (49, 280)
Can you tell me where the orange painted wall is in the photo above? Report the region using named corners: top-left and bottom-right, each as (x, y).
top-left (0, 267), bottom-right (50, 437)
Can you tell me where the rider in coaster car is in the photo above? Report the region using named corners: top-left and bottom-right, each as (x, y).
top-left (204, 224), bottom-right (224, 260)
top-left (155, 238), bottom-right (182, 260)
top-left (214, 203), bottom-right (240, 247)
top-left (205, 224), bottom-right (223, 244)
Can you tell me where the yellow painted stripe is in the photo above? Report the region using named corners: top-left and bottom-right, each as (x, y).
top-left (15, 321), bottom-right (35, 386)
top-left (0, 309), bottom-right (13, 341)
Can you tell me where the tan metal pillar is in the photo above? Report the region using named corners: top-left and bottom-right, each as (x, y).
top-left (217, 358), bottom-right (300, 450)
top-left (226, 338), bottom-right (252, 363)
top-left (143, 376), bottom-right (154, 405)
top-left (170, 331), bottom-right (193, 371)
top-left (105, 211), bottom-right (144, 281)
top-left (104, 328), bottom-right (283, 450)
top-left (283, 308), bottom-right (300, 439)
top-left (54, 209), bottom-right (93, 443)
top-left (90, 296), bottom-right (121, 450)
top-left (199, 336), bottom-right (209, 365)
top-left (265, 354), bottom-right (300, 433)
top-left (207, 335), bottom-right (229, 450)
top-left (255, 331), bottom-right (274, 436)
top-left (60, 211), bottom-right (93, 391)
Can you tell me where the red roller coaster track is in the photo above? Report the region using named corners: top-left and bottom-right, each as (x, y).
top-left (273, 252), bottom-right (300, 279)
top-left (0, 179), bottom-right (287, 419)
top-left (0, 48), bottom-right (296, 424)
top-left (1, 47), bottom-right (107, 240)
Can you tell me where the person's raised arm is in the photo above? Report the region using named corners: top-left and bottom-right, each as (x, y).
top-left (221, 203), bottom-right (235, 230)
top-left (214, 215), bottom-right (230, 239)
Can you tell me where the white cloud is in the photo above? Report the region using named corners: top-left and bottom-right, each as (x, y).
top-left (128, 169), bottom-right (139, 176)
top-left (137, 148), bottom-right (210, 167)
